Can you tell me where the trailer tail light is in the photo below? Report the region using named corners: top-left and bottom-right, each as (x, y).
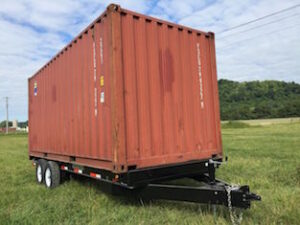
top-left (112, 174), bottom-right (119, 182)
top-left (90, 172), bottom-right (101, 179)
top-left (73, 168), bottom-right (83, 174)
top-left (61, 165), bottom-right (68, 170)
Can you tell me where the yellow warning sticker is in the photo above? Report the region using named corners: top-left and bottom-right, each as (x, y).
top-left (100, 76), bottom-right (104, 87)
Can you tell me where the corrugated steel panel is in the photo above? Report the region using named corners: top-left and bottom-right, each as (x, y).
top-left (120, 8), bottom-right (222, 168)
top-left (28, 4), bottom-right (222, 173)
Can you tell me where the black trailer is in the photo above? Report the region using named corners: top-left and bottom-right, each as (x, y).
top-left (32, 156), bottom-right (261, 213)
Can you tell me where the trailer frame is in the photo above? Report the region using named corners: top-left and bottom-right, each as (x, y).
top-left (31, 157), bottom-right (261, 209)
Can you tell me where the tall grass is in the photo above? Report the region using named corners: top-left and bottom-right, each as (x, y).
top-left (0, 122), bottom-right (299, 224)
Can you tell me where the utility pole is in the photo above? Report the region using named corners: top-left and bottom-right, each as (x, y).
top-left (5, 97), bottom-right (9, 134)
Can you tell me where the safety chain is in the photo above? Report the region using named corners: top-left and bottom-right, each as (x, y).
top-left (225, 185), bottom-right (243, 225)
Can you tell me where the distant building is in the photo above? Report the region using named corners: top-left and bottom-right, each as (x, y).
top-left (12, 120), bottom-right (18, 128)
top-left (0, 127), bottom-right (16, 133)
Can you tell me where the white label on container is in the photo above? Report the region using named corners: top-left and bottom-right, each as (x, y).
top-left (196, 43), bottom-right (204, 109)
top-left (34, 81), bottom-right (38, 96)
top-left (100, 92), bottom-right (105, 103)
top-left (93, 42), bottom-right (97, 81)
top-left (100, 37), bottom-right (103, 65)
top-left (94, 88), bottom-right (98, 116)
top-left (93, 41), bottom-right (97, 116)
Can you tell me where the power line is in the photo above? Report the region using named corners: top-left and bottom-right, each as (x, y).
top-left (217, 22), bottom-right (300, 51)
top-left (218, 3), bottom-right (300, 34)
top-left (218, 13), bottom-right (300, 40)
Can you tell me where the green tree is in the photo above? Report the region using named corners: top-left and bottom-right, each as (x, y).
top-left (218, 79), bottom-right (300, 120)
top-left (0, 121), bottom-right (13, 128)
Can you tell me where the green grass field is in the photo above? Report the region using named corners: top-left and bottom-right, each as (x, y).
top-left (222, 117), bottom-right (300, 126)
top-left (0, 121), bottom-right (300, 225)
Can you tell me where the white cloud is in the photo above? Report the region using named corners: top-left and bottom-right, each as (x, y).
top-left (0, 0), bottom-right (153, 121)
top-left (169, 0), bottom-right (300, 83)
top-left (0, 0), bottom-right (299, 121)
top-left (151, 0), bottom-right (209, 20)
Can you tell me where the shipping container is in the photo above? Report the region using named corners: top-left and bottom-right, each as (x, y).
top-left (28, 4), bottom-right (260, 209)
top-left (29, 4), bottom-right (222, 172)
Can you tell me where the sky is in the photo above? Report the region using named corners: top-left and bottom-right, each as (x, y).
top-left (0, 0), bottom-right (299, 121)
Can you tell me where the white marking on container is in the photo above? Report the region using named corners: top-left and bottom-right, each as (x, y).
top-left (94, 87), bottom-right (98, 116)
top-left (100, 92), bottom-right (105, 103)
top-left (93, 42), bottom-right (97, 81)
top-left (93, 40), bottom-right (97, 116)
top-left (34, 81), bottom-right (38, 96)
top-left (196, 43), bottom-right (204, 109)
top-left (100, 37), bottom-right (103, 65)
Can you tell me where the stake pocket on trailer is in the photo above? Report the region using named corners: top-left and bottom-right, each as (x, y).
top-left (28, 3), bottom-right (260, 213)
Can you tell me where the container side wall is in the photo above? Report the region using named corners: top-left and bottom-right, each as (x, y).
top-left (28, 14), bottom-right (114, 170)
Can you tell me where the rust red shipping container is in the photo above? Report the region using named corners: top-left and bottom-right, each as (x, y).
top-left (28, 4), bottom-right (222, 173)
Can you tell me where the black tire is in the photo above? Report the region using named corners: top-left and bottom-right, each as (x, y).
top-left (44, 161), bottom-right (61, 188)
top-left (36, 159), bottom-right (47, 184)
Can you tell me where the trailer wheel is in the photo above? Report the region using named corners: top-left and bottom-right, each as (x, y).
top-left (36, 159), bottom-right (47, 184)
top-left (45, 161), bottom-right (61, 188)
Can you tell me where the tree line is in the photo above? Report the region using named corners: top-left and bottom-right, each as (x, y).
top-left (218, 79), bottom-right (300, 120)
top-left (0, 121), bottom-right (27, 128)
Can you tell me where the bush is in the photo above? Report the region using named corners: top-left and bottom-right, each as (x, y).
top-left (218, 79), bottom-right (300, 120)
top-left (221, 121), bottom-right (251, 129)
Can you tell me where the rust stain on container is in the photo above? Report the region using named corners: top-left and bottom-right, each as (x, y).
top-left (28, 4), bottom-right (222, 173)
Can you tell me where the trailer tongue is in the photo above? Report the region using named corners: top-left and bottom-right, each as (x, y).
top-left (111, 175), bottom-right (261, 210)
top-left (138, 182), bottom-right (258, 209)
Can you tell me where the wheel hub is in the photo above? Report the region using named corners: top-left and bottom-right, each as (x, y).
top-left (37, 165), bottom-right (42, 182)
top-left (45, 168), bottom-right (51, 187)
